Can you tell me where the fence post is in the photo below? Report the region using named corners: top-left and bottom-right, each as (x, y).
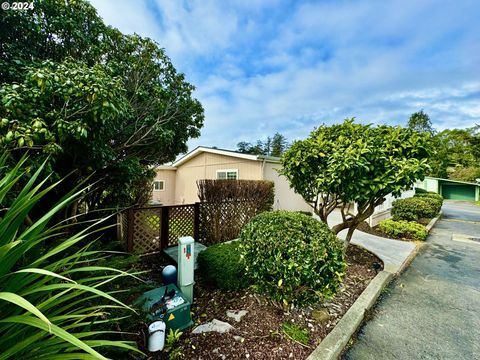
top-left (160, 206), bottom-right (170, 250)
top-left (194, 202), bottom-right (200, 242)
top-left (127, 208), bottom-right (134, 252)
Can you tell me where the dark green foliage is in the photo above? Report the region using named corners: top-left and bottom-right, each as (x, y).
top-left (197, 242), bottom-right (250, 291)
top-left (240, 211), bottom-right (346, 308)
top-left (415, 187), bottom-right (428, 194)
top-left (379, 220), bottom-right (428, 241)
top-left (392, 196), bottom-right (441, 221)
top-left (0, 0), bottom-right (204, 217)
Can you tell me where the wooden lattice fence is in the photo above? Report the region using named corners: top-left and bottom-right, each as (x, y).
top-left (118, 201), bottom-right (264, 253)
top-left (198, 201), bottom-right (262, 245)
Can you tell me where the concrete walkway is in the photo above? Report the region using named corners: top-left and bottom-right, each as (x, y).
top-left (343, 201), bottom-right (480, 360)
top-left (328, 211), bottom-right (416, 274)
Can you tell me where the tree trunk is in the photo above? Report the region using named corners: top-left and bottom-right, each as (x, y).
top-left (344, 226), bottom-right (356, 246)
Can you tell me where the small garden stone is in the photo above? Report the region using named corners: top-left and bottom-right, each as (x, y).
top-left (192, 319), bottom-right (234, 334)
top-left (312, 308), bottom-right (331, 323)
top-left (226, 310), bottom-right (248, 322)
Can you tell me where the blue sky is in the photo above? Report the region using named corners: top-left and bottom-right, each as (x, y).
top-left (90, 0), bottom-right (480, 151)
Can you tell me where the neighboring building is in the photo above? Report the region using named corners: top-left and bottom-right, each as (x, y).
top-left (365, 189), bottom-right (417, 226)
top-left (418, 177), bottom-right (480, 201)
top-left (151, 146), bottom-right (312, 212)
top-left (151, 146), bottom-right (426, 225)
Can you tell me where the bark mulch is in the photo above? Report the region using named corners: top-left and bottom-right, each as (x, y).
top-left (138, 245), bottom-right (382, 360)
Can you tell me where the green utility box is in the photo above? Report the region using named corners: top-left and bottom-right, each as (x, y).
top-left (136, 284), bottom-right (193, 331)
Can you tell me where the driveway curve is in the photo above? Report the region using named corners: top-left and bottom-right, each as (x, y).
top-left (343, 201), bottom-right (480, 360)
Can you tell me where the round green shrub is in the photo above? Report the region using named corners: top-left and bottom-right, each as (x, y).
top-left (379, 219), bottom-right (428, 241)
top-left (391, 198), bottom-right (425, 221)
top-left (197, 242), bottom-right (250, 291)
top-left (414, 192), bottom-right (443, 213)
top-left (391, 196), bottom-right (440, 221)
top-left (239, 211), bottom-right (346, 308)
top-left (414, 196), bottom-right (442, 216)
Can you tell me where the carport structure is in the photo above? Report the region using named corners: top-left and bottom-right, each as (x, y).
top-left (420, 176), bottom-right (480, 201)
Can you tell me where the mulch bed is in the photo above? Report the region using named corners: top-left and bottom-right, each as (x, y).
top-left (136, 245), bottom-right (382, 360)
top-left (356, 221), bottom-right (387, 238)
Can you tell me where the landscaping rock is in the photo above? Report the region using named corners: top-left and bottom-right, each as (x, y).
top-left (312, 308), bottom-right (331, 323)
top-left (226, 309), bottom-right (248, 322)
top-left (192, 319), bottom-right (234, 334)
top-left (233, 335), bottom-right (245, 343)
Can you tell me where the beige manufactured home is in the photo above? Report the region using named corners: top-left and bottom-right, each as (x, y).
top-left (151, 147), bottom-right (311, 212)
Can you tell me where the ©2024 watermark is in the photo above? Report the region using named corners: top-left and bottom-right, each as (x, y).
top-left (2, 2), bottom-right (34, 10)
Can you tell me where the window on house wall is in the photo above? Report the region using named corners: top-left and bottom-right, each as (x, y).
top-left (216, 169), bottom-right (238, 180)
top-left (153, 180), bottom-right (165, 191)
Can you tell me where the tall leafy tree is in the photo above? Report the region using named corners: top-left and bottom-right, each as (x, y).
top-left (236, 132), bottom-right (289, 156)
top-left (429, 128), bottom-right (479, 179)
top-left (0, 0), bottom-right (204, 216)
top-left (270, 132), bottom-right (288, 157)
top-left (281, 119), bottom-right (432, 245)
top-left (408, 110), bottom-right (435, 135)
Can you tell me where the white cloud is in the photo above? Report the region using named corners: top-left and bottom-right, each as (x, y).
top-left (89, 0), bottom-right (480, 152)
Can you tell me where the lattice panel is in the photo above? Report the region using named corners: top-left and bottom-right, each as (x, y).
top-left (168, 205), bottom-right (196, 246)
top-left (199, 201), bottom-right (259, 245)
top-left (132, 208), bottom-right (161, 253)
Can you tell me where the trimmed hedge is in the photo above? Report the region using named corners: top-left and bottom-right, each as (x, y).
top-left (414, 192), bottom-right (443, 208)
top-left (239, 211), bottom-right (346, 308)
top-left (391, 194), bottom-right (442, 222)
top-left (296, 211), bottom-right (313, 216)
top-left (391, 198), bottom-right (429, 221)
top-left (379, 219), bottom-right (428, 241)
top-left (414, 195), bottom-right (442, 214)
top-left (197, 242), bottom-right (250, 291)
top-left (415, 187), bottom-right (428, 194)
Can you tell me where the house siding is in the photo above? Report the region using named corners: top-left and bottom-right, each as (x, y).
top-left (174, 152), bottom-right (263, 204)
top-left (151, 169), bottom-right (176, 205)
top-left (263, 162), bottom-right (312, 212)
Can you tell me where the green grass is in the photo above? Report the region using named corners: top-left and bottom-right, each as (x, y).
top-left (282, 321), bottom-right (310, 345)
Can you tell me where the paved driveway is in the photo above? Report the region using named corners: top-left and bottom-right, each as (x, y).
top-left (343, 201), bottom-right (480, 360)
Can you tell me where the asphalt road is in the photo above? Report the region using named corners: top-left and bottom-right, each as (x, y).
top-left (343, 201), bottom-right (480, 360)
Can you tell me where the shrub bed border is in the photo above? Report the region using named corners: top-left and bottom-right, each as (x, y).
top-left (306, 271), bottom-right (393, 360)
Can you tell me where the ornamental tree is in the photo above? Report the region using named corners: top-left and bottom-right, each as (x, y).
top-left (280, 119), bottom-right (432, 244)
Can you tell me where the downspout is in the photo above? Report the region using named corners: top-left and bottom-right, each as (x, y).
top-left (261, 156), bottom-right (266, 179)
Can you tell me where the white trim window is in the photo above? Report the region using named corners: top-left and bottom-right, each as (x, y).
top-left (216, 169), bottom-right (238, 180)
top-left (153, 180), bottom-right (165, 191)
